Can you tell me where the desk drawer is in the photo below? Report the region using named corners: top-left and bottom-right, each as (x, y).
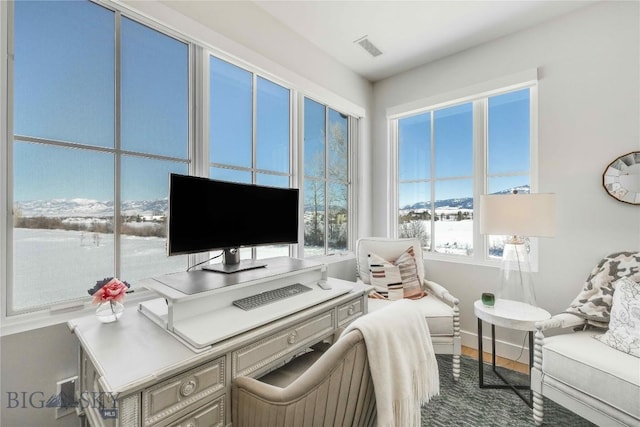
top-left (232, 310), bottom-right (334, 378)
top-left (168, 394), bottom-right (224, 427)
top-left (143, 357), bottom-right (225, 426)
top-left (338, 297), bottom-right (364, 327)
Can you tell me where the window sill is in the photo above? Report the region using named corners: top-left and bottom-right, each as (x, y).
top-left (422, 252), bottom-right (540, 272)
top-left (305, 252), bottom-right (355, 265)
top-left (1, 288), bottom-right (157, 337)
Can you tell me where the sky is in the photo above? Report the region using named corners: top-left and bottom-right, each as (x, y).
top-left (398, 88), bottom-right (531, 207)
top-left (13, 0), bottom-right (530, 208)
top-left (13, 0), bottom-right (296, 203)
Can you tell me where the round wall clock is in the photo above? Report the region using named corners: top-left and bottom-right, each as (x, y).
top-left (602, 151), bottom-right (640, 205)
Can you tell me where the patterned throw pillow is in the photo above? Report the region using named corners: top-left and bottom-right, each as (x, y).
top-left (566, 252), bottom-right (640, 328)
top-left (595, 277), bottom-right (640, 357)
top-left (368, 247), bottom-right (425, 299)
top-left (368, 253), bottom-right (402, 294)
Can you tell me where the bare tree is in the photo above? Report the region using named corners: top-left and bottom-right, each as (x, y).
top-left (304, 114), bottom-right (349, 250)
top-left (398, 220), bottom-right (429, 248)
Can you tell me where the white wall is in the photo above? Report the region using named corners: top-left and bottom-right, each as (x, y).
top-left (0, 324), bottom-right (79, 427)
top-left (0, 1), bottom-right (372, 425)
top-left (372, 0), bottom-right (640, 356)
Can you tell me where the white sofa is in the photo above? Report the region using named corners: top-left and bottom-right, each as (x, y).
top-left (531, 313), bottom-right (640, 426)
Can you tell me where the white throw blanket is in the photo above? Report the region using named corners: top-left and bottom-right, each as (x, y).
top-left (342, 299), bottom-right (439, 427)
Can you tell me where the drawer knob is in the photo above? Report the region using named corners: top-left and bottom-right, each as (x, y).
top-left (347, 304), bottom-right (355, 316)
top-left (180, 379), bottom-right (197, 397)
top-left (287, 331), bottom-right (298, 345)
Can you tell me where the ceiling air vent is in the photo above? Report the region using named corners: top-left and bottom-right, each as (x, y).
top-left (354, 35), bottom-right (382, 57)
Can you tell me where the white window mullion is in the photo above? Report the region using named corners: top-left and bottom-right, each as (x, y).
top-left (290, 90), bottom-right (298, 257)
top-left (429, 111), bottom-right (435, 252)
top-left (251, 73), bottom-right (258, 184)
top-left (114, 11), bottom-right (122, 278)
top-left (473, 99), bottom-right (487, 261)
top-left (193, 48), bottom-right (207, 178)
top-left (389, 119), bottom-right (399, 238)
top-left (251, 73), bottom-right (257, 260)
top-left (348, 116), bottom-right (358, 249)
top-left (2, 0), bottom-right (14, 320)
top-left (324, 105), bottom-right (329, 254)
top-left (296, 92), bottom-right (305, 258)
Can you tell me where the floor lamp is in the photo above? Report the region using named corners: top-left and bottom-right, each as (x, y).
top-left (479, 193), bottom-right (556, 307)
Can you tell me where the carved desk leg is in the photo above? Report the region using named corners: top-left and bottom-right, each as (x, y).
top-left (532, 328), bottom-right (545, 426)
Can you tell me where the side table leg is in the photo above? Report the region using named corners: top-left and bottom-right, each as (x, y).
top-left (491, 324), bottom-right (496, 370)
top-left (529, 331), bottom-right (534, 404)
top-left (478, 317), bottom-right (484, 387)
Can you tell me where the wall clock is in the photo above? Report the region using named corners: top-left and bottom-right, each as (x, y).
top-left (602, 151), bottom-right (640, 205)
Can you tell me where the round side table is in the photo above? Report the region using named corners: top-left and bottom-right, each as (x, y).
top-left (474, 299), bottom-right (551, 407)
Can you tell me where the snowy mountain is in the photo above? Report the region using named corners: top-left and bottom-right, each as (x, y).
top-left (400, 185), bottom-right (530, 211)
top-left (15, 198), bottom-right (168, 218)
top-left (16, 184), bottom-right (531, 217)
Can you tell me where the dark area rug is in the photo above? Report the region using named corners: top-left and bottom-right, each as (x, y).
top-left (421, 355), bottom-right (597, 426)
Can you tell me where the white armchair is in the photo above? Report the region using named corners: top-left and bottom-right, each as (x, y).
top-left (355, 237), bottom-right (461, 380)
top-left (531, 313), bottom-right (640, 426)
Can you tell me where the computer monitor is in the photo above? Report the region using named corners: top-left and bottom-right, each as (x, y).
top-left (167, 173), bottom-right (299, 273)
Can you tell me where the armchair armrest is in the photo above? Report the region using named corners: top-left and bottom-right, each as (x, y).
top-left (533, 313), bottom-right (585, 374)
top-left (535, 313), bottom-right (585, 333)
top-left (424, 279), bottom-right (459, 307)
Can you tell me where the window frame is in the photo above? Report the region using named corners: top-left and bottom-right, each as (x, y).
top-left (206, 53), bottom-right (295, 261)
top-left (7, 1), bottom-right (194, 316)
top-left (388, 70), bottom-right (539, 268)
top-left (300, 95), bottom-right (357, 258)
top-left (0, 0), bottom-right (360, 333)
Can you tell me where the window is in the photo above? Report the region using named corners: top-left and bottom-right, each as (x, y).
top-left (209, 56), bottom-right (292, 259)
top-left (395, 86), bottom-right (533, 262)
top-left (11, 1), bottom-right (189, 313)
top-left (303, 98), bottom-right (352, 257)
top-left (3, 0), bottom-right (358, 320)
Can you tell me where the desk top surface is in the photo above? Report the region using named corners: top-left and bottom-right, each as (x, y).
top-left (146, 257), bottom-right (323, 297)
top-left (69, 278), bottom-right (367, 394)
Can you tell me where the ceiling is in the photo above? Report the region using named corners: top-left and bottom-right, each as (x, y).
top-left (252, 0), bottom-right (596, 82)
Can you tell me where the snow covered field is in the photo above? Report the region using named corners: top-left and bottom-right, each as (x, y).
top-left (12, 228), bottom-right (186, 311)
top-left (12, 219), bottom-right (499, 311)
top-left (12, 228), bottom-right (293, 311)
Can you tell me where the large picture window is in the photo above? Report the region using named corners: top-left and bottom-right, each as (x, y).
top-left (395, 87), bottom-right (533, 261)
top-left (3, 0), bottom-right (358, 321)
top-left (11, 1), bottom-right (189, 313)
top-left (209, 56), bottom-right (292, 260)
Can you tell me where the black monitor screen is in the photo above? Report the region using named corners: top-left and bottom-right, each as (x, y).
top-left (168, 174), bottom-right (299, 256)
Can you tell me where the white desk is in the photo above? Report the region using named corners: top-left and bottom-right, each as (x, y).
top-left (474, 299), bottom-right (551, 407)
top-left (69, 259), bottom-right (370, 427)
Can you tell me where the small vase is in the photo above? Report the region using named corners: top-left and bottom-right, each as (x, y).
top-left (95, 301), bottom-right (124, 323)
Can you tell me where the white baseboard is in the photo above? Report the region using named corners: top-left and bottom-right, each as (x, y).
top-left (460, 329), bottom-right (531, 365)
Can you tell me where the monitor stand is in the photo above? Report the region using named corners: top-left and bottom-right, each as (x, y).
top-left (201, 248), bottom-right (267, 274)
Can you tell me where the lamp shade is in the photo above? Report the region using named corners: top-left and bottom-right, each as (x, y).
top-left (479, 193), bottom-right (556, 237)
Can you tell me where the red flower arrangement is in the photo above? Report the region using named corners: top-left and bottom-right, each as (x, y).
top-left (88, 277), bottom-right (131, 304)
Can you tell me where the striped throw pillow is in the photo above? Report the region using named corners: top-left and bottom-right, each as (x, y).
top-left (367, 246), bottom-right (426, 300)
top-left (395, 246), bottom-right (424, 299)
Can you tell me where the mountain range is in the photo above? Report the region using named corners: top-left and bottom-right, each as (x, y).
top-left (400, 185), bottom-right (530, 211)
top-left (14, 198), bottom-right (168, 218)
top-left (14, 185), bottom-right (530, 217)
